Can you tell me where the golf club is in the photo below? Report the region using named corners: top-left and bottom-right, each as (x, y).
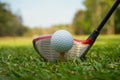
top-left (33, 0), bottom-right (120, 62)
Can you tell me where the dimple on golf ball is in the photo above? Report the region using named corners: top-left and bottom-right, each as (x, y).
top-left (51, 30), bottom-right (73, 53)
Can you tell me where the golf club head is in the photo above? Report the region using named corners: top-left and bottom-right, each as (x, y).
top-left (33, 0), bottom-right (120, 62)
top-left (33, 35), bottom-right (94, 62)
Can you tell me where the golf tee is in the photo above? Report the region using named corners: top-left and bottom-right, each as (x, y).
top-left (60, 53), bottom-right (65, 61)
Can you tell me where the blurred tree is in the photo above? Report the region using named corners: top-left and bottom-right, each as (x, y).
top-left (0, 2), bottom-right (26, 36)
top-left (84, 0), bottom-right (115, 34)
top-left (73, 10), bottom-right (84, 35)
top-left (73, 0), bottom-right (119, 35)
top-left (115, 6), bottom-right (120, 34)
top-left (85, 0), bottom-right (115, 34)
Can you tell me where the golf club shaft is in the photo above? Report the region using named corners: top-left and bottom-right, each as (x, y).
top-left (89, 0), bottom-right (120, 41)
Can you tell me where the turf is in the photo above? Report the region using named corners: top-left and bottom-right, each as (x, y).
top-left (0, 35), bottom-right (120, 80)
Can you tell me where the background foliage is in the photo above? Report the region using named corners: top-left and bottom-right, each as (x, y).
top-left (0, 0), bottom-right (120, 37)
top-left (0, 2), bottom-right (27, 36)
top-left (73, 0), bottom-right (120, 35)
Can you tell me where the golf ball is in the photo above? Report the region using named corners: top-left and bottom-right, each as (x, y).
top-left (51, 30), bottom-right (73, 53)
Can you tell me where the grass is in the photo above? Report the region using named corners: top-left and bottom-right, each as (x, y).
top-left (0, 35), bottom-right (120, 80)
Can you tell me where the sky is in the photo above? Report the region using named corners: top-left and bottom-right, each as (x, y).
top-left (1, 0), bottom-right (85, 28)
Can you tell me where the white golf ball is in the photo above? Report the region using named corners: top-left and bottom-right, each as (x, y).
top-left (51, 30), bottom-right (73, 53)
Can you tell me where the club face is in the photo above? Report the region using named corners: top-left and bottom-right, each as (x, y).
top-left (33, 35), bottom-right (93, 62)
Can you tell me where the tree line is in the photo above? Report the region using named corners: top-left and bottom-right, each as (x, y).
top-left (73, 0), bottom-right (120, 35)
top-left (0, 0), bottom-right (120, 37)
top-left (0, 2), bottom-right (27, 36)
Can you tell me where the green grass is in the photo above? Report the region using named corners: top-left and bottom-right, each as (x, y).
top-left (0, 35), bottom-right (120, 80)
